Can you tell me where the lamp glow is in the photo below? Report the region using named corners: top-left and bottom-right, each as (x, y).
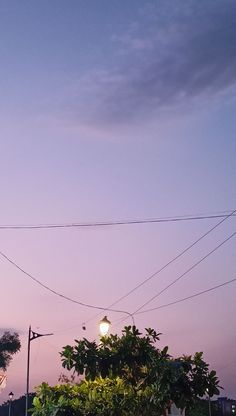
top-left (99, 316), bottom-right (111, 336)
top-left (9, 392), bottom-right (14, 400)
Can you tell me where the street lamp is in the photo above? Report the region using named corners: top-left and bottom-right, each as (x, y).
top-left (206, 388), bottom-right (211, 416)
top-left (8, 392), bottom-right (14, 416)
top-left (25, 326), bottom-right (53, 416)
top-left (99, 316), bottom-right (111, 336)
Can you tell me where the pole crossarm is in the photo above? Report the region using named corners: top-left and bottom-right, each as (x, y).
top-left (25, 326), bottom-right (53, 416)
top-left (30, 330), bottom-right (53, 342)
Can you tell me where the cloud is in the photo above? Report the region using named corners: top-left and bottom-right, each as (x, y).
top-left (0, 328), bottom-right (24, 335)
top-left (71, 0), bottom-right (236, 124)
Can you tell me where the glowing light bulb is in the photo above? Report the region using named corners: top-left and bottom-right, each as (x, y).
top-left (99, 316), bottom-right (111, 336)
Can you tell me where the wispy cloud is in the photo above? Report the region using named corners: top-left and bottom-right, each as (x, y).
top-left (0, 327), bottom-right (23, 335)
top-left (70, 0), bottom-right (236, 124)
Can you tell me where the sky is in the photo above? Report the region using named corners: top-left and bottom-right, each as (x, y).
top-left (0, 0), bottom-right (236, 404)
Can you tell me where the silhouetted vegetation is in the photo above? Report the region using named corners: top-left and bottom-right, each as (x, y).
top-left (0, 394), bottom-right (35, 416)
top-left (32, 326), bottom-right (220, 416)
top-left (0, 332), bottom-right (21, 370)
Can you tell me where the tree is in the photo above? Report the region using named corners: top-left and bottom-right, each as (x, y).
top-left (0, 394), bottom-right (35, 416)
top-left (32, 326), bottom-right (220, 416)
top-left (186, 398), bottom-right (221, 416)
top-left (0, 331), bottom-right (21, 370)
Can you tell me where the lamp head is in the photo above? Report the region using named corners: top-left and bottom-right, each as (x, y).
top-left (99, 316), bottom-right (111, 336)
top-left (9, 392), bottom-right (14, 400)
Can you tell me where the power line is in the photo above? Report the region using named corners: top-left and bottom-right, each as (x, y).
top-left (1, 210), bottom-right (235, 330)
top-left (84, 209), bottom-right (236, 325)
top-left (0, 211), bottom-right (235, 230)
top-left (217, 358), bottom-right (236, 372)
top-left (133, 231), bottom-right (236, 314)
top-left (106, 210), bottom-right (236, 308)
top-left (135, 277), bottom-right (236, 314)
top-left (0, 249), bottom-right (134, 324)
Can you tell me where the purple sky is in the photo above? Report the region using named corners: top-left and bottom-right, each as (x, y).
top-left (0, 0), bottom-right (236, 403)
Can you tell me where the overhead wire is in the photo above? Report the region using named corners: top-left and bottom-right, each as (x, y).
top-left (132, 230), bottom-right (236, 315)
top-left (83, 208), bottom-right (236, 326)
top-left (135, 277), bottom-right (236, 314)
top-left (0, 249), bottom-right (135, 324)
top-left (0, 211), bottom-right (235, 230)
top-left (0, 209), bottom-right (234, 332)
top-left (217, 358), bottom-right (236, 372)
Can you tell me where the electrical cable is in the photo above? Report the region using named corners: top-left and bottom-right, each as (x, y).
top-left (135, 277), bottom-right (236, 314)
top-left (217, 358), bottom-right (236, 372)
top-left (1, 210), bottom-right (235, 331)
top-left (0, 211), bottom-right (235, 230)
top-left (133, 230), bottom-right (236, 314)
top-left (83, 209), bottom-right (236, 325)
top-left (0, 249), bottom-right (134, 324)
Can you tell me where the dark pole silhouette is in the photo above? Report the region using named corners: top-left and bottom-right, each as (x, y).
top-left (25, 326), bottom-right (53, 416)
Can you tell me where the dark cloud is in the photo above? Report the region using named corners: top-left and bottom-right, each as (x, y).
top-left (0, 328), bottom-right (23, 335)
top-left (80, 0), bottom-right (236, 123)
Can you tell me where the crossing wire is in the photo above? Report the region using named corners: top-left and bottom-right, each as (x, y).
top-left (0, 249), bottom-right (134, 324)
top-left (83, 209), bottom-right (236, 325)
top-left (0, 211), bottom-right (235, 230)
top-left (133, 231), bottom-right (236, 314)
top-left (136, 277), bottom-right (236, 314)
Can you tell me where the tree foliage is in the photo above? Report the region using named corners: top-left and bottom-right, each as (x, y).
top-left (32, 326), bottom-right (220, 416)
top-left (0, 394), bottom-right (35, 416)
top-left (186, 398), bottom-right (221, 416)
top-left (0, 331), bottom-right (21, 370)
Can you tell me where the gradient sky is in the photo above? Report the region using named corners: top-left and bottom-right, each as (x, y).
top-left (0, 0), bottom-right (236, 404)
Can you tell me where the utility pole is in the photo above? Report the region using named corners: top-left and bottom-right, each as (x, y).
top-left (208, 394), bottom-right (212, 416)
top-left (25, 326), bottom-right (53, 416)
top-left (8, 392), bottom-right (14, 416)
